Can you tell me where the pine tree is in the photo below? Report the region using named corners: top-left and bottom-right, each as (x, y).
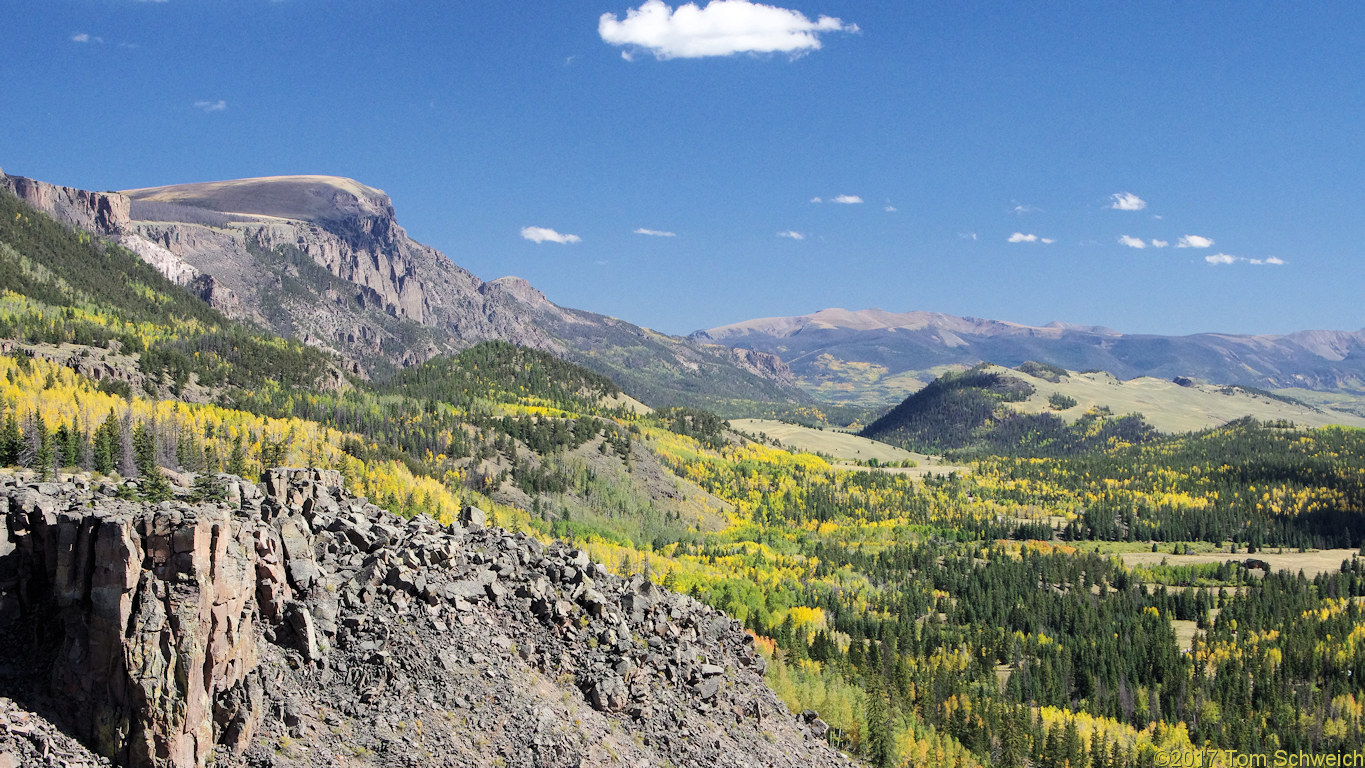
top-left (864, 679), bottom-right (895, 768)
top-left (93, 409), bottom-right (122, 475)
top-left (32, 411), bottom-right (53, 480)
top-left (133, 422), bottom-right (171, 502)
top-left (227, 434), bottom-right (247, 477)
top-left (0, 409), bottom-right (21, 466)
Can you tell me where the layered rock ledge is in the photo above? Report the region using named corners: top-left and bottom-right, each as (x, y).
top-left (0, 470), bottom-right (847, 768)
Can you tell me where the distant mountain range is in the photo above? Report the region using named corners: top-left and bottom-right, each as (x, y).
top-left (0, 170), bottom-right (805, 408)
top-left (693, 308), bottom-right (1365, 404)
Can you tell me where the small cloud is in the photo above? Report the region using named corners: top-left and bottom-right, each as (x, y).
top-left (521, 226), bottom-right (581, 244)
top-left (1151, 239), bottom-right (1169, 248)
top-left (831, 194), bottom-right (863, 204)
top-left (634, 227), bottom-right (676, 237)
top-left (1177, 234), bottom-right (1214, 248)
top-left (1110, 192), bottom-right (1147, 211)
top-left (1011, 203), bottom-right (1041, 215)
top-left (70, 32), bottom-right (103, 43)
top-left (599, 0), bottom-right (858, 60)
top-left (193, 99), bottom-right (227, 113)
top-left (959, 231), bottom-right (978, 241)
top-left (884, 205), bottom-right (897, 213)
top-left (1007, 232), bottom-right (1039, 243)
top-left (809, 197), bottom-right (822, 203)
top-left (1206, 253), bottom-right (1285, 266)
top-left (1040, 238), bottom-right (1056, 244)
top-left (777, 230), bottom-right (805, 240)
top-left (1118, 235), bottom-right (1147, 249)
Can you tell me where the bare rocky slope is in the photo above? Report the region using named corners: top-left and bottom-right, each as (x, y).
top-left (694, 307), bottom-right (1365, 403)
top-left (0, 469), bottom-right (846, 768)
top-left (0, 169), bottom-right (802, 407)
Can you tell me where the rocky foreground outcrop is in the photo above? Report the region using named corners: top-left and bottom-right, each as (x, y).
top-left (0, 469), bottom-right (846, 768)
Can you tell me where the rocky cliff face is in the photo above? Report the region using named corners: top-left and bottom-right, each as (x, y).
top-left (2, 170), bottom-right (803, 404)
top-left (0, 173), bottom-right (242, 317)
top-left (0, 171), bottom-right (130, 235)
top-left (0, 469), bottom-right (844, 768)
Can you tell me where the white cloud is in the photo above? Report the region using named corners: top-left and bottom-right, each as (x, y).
top-left (884, 205), bottom-right (897, 213)
top-left (634, 227), bottom-right (676, 237)
top-left (1110, 192), bottom-right (1147, 211)
top-left (1041, 238), bottom-right (1056, 244)
top-left (959, 231), bottom-right (978, 241)
top-left (521, 226), bottom-right (581, 244)
top-left (70, 32), bottom-right (103, 43)
top-left (1007, 232), bottom-right (1038, 243)
top-left (599, 0), bottom-right (857, 60)
top-left (1011, 203), bottom-right (1040, 215)
top-left (811, 194), bottom-right (862, 204)
top-left (1206, 253), bottom-right (1285, 266)
top-left (777, 230), bottom-right (805, 240)
top-left (1151, 239), bottom-right (1169, 248)
top-left (193, 100), bottom-right (227, 113)
top-left (1177, 234), bottom-right (1214, 248)
top-left (1118, 235), bottom-right (1146, 249)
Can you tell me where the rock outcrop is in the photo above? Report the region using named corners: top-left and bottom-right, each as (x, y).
top-left (0, 470), bottom-right (848, 768)
top-left (1, 172), bottom-right (130, 234)
top-left (0, 172), bottom-right (243, 317)
top-left (1, 169), bottom-right (805, 405)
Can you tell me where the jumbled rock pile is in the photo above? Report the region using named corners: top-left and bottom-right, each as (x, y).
top-left (0, 469), bottom-right (848, 768)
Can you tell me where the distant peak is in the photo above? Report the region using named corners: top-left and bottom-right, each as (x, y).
top-left (122, 175), bottom-right (392, 224)
top-left (698, 308), bottom-right (1127, 340)
top-left (482, 275), bottom-right (551, 308)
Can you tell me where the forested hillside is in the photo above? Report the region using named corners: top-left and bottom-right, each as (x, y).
top-left (861, 364), bottom-right (1156, 456)
top-left (2, 186), bottom-right (1365, 767)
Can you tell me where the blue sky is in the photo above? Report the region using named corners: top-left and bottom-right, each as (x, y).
top-left (3, 1), bottom-right (1363, 337)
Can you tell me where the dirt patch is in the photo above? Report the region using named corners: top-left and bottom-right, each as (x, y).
top-left (1171, 620), bottom-right (1200, 652)
top-left (1120, 548), bottom-right (1358, 578)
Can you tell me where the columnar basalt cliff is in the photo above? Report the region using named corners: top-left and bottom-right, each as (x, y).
top-left (0, 470), bottom-right (845, 768)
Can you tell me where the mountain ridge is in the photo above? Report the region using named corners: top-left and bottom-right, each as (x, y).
top-left (694, 307), bottom-right (1365, 402)
top-left (1, 170), bottom-right (803, 408)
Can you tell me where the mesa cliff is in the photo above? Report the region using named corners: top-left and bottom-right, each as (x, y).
top-left (0, 469), bottom-right (844, 768)
top-left (0, 170), bottom-right (802, 406)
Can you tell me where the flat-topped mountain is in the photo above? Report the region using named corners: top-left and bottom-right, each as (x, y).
top-left (694, 307), bottom-right (1365, 404)
top-left (2, 170), bottom-right (802, 407)
top-left (124, 175), bottom-right (393, 224)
